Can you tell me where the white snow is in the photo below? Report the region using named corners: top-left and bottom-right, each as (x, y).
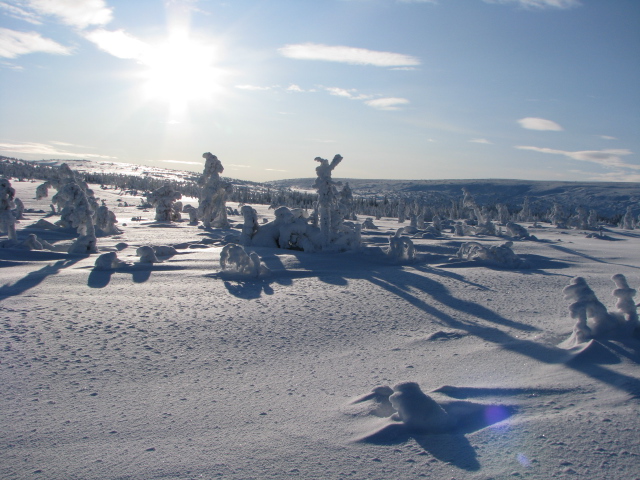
top-left (1, 173), bottom-right (640, 480)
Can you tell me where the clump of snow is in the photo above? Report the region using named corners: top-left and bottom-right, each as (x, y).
top-left (361, 218), bottom-right (378, 230)
top-left (94, 252), bottom-right (127, 270)
top-left (147, 185), bottom-right (182, 222)
top-left (453, 241), bottom-right (529, 268)
top-left (219, 243), bottom-right (269, 277)
top-left (506, 222), bottom-right (532, 240)
top-left (389, 382), bottom-right (454, 433)
top-left (198, 153), bottom-right (232, 229)
top-left (386, 228), bottom-right (416, 262)
top-left (153, 245), bottom-right (178, 257)
top-left (136, 245), bottom-right (161, 263)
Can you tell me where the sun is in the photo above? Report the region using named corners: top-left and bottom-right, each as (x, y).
top-left (141, 33), bottom-right (223, 110)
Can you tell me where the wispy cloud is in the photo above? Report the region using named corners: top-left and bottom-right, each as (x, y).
top-left (22, 0), bottom-right (113, 29)
top-left (0, 28), bottom-right (73, 58)
top-left (0, 141), bottom-right (115, 159)
top-left (279, 43), bottom-right (420, 67)
top-left (599, 135), bottom-right (617, 141)
top-left (364, 97), bottom-right (410, 110)
top-left (83, 29), bottom-right (149, 60)
top-left (162, 160), bottom-right (203, 166)
top-left (325, 87), bottom-right (372, 100)
top-left (516, 146), bottom-right (638, 170)
top-left (484, 0), bottom-right (581, 9)
top-left (470, 138), bottom-right (493, 144)
top-left (517, 117), bottom-right (563, 131)
top-left (0, 1), bottom-right (42, 25)
top-left (235, 84), bottom-right (273, 91)
top-left (586, 171), bottom-right (640, 182)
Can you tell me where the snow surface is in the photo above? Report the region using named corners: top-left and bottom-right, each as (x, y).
top-left (1, 177), bottom-right (640, 480)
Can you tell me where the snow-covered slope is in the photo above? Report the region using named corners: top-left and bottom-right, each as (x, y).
top-left (1, 175), bottom-right (639, 480)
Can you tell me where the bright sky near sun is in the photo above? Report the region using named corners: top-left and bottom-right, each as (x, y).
top-left (0, 0), bottom-right (638, 182)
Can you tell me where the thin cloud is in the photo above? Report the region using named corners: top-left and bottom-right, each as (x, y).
top-left (484, 0), bottom-right (581, 9)
top-left (162, 160), bottom-right (203, 166)
top-left (0, 141), bottom-right (115, 159)
top-left (23, 0), bottom-right (113, 29)
top-left (279, 43), bottom-right (420, 67)
top-left (83, 29), bottom-right (149, 60)
top-left (516, 146), bottom-right (638, 170)
top-left (235, 84), bottom-right (273, 91)
top-left (364, 97), bottom-right (410, 110)
top-left (325, 87), bottom-right (372, 100)
top-left (0, 1), bottom-right (43, 25)
top-left (517, 117), bottom-right (563, 131)
top-left (599, 135), bottom-right (617, 141)
top-left (470, 138), bottom-right (493, 144)
top-left (0, 28), bottom-right (73, 58)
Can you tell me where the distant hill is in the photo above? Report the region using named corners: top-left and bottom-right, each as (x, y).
top-left (268, 178), bottom-right (640, 218)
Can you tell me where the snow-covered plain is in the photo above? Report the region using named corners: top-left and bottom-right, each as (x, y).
top-left (1, 177), bottom-right (640, 480)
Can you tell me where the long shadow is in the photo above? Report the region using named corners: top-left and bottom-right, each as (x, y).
top-left (549, 244), bottom-right (640, 270)
top-left (86, 264), bottom-right (188, 288)
top-left (0, 257), bottom-right (83, 301)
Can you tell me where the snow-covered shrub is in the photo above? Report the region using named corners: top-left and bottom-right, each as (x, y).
top-left (240, 205), bottom-right (259, 245)
top-left (454, 241), bottom-right (528, 268)
top-left (35, 182), bottom-right (51, 200)
top-left (610, 274), bottom-right (638, 333)
top-left (13, 197), bottom-right (25, 220)
top-left (198, 153), bottom-right (232, 229)
top-left (571, 206), bottom-right (589, 230)
top-left (562, 277), bottom-right (618, 345)
top-left (147, 185), bottom-right (182, 222)
top-left (361, 218), bottom-right (378, 230)
top-left (506, 222), bottom-right (530, 239)
top-left (397, 200), bottom-right (406, 224)
top-left (518, 196), bottom-right (532, 222)
top-left (432, 214), bottom-right (442, 231)
top-left (588, 209), bottom-right (598, 229)
top-left (550, 202), bottom-right (567, 228)
top-left (219, 243), bottom-right (269, 277)
top-left (136, 246), bottom-right (160, 263)
top-left (0, 177), bottom-right (17, 242)
top-left (387, 228), bottom-right (416, 262)
top-left (94, 252), bottom-right (126, 270)
top-left (389, 382), bottom-right (454, 433)
top-left (95, 205), bottom-right (120, 235)
top-left (183, 204), bottom-right (198, 225)
top-left (416, 213), bottom-right (425, 229)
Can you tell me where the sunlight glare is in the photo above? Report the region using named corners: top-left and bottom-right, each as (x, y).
top-left (141, 33), bottom-right (223, 111)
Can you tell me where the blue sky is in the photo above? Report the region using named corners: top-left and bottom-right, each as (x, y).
top-left (0, 0), bottom-right (638, 182)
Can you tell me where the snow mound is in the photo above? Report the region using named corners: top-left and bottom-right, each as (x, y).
top-left (452, 241), bottom-right (529, 268)
top-left (219, 244), bottom-right (270, 278)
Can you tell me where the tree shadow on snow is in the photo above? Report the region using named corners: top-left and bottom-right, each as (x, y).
top-left (86, 263), bottom-right (188, 288)
top-left (549, 244), bottom-right (640, 270)
top-left (0, 257), bottom-right (84, 301)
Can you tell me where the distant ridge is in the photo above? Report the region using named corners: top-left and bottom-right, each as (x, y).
top-left (268, 177), bottom-right (640, 217)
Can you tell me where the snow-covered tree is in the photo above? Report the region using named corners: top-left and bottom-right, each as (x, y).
top-left (198, 153), bottom-right (232, 229)
top-left (562, 277), bottom-right (617, 344)
top-left (621, 205), bottom-right (635, 230)
top-left (147, 184), bottom-right (182, 222)
top-left (13, 198), bottom-right (25, 220)
top-left (497, 204), bottom-right (509, 225)
top-left (240, 205), bottom-right (259, 245)
top-left (519, 196), bottom-right (532, 222)
top-left (611, 274), bottom-right (638, 333)
top-left (587, 209), bottom-right (598, 229)
top-left (0, 177), bottom-right (17, 242)
top-left (95, 205), bottom-right (120, 235)
top-left (387, 228), bottom-right (415, 262)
